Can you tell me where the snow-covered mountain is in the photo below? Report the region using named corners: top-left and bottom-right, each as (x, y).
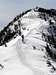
top-left (0, 7), bottom-right (56, 75)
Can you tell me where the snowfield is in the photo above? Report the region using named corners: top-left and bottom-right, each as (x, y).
top-left (0, 9), bottom-right (56, 75)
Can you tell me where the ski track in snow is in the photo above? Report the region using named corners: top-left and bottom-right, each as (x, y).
top-left (0, 10), bottom-right (56, 75)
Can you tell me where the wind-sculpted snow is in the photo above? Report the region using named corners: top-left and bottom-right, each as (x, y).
top-left (0, 7), bottom-right (56, 75)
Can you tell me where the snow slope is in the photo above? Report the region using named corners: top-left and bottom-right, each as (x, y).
top-left (0, 9), bottom-right (56, 75)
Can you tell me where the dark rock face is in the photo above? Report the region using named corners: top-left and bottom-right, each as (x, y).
top-left (38, 8), bottom-right (56, 16)
top-left (34, 7), bottom-right (56, 60)
top-left (42, 19), bottom-right (56, 60)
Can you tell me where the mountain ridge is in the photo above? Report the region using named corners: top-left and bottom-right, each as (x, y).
top-left (0, 7), bottom-right (56, 46)
top-left (0, 6), bottom-right (56, 75)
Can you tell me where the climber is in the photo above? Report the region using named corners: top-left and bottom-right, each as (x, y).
top-left (0, 64), bottom-right (4, 70)
top-left (21, 35), bottom-right (24, 43)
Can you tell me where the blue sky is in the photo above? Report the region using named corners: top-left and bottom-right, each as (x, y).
top-left (0, 0), bottom-right (56, 27)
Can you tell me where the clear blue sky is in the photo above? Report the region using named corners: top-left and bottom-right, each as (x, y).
top-left (0, 0), bottom-right (56, 27)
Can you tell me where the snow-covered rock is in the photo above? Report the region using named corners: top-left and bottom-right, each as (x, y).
top-left (0, 7), bottom-right (56, 75)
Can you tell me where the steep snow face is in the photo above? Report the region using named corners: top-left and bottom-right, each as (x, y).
top-left (23, 10), bottom-right (39, 18)
top-left (0, 9), bottom-right (56, 75)
top-left (16, 10), bottom-right (56, 75)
